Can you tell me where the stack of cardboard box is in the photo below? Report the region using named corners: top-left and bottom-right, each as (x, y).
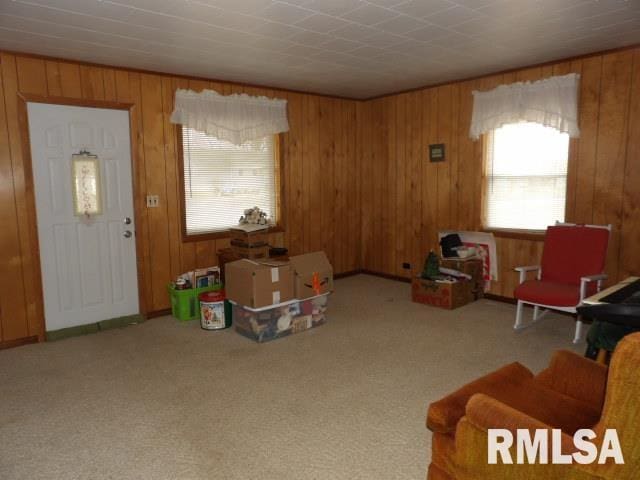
top-left (229, 225), bottom-right (270, 259)
top-left (225, 251), bottom-right (333, 342)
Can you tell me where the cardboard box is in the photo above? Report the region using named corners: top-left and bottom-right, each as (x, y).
top-left (440, 257), bottom-right (484, 300)
top-left (232, 293), bottom-right (329, 343)
top-left (229, 228), bottom-right (269, 248)
top-left (225, 259), bottom-right (293, 309)
top-left (290, 251), bottom-right (333, 299)
top-left (231, 244), bottom-right (269, 259)
top-left (411, 276), bottom-right (475, 310)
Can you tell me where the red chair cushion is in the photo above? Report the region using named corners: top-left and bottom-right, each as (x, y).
top-left (541, 225), bottom-right (609, 285)
top-left (514, 280), bottom-right (581, 307)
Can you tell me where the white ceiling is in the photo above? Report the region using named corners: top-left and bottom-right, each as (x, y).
top-left (0, 0), bottom-right (639, 99)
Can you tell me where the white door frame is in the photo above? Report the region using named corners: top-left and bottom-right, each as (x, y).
top-left (17, 93), bottom-right (148, 340)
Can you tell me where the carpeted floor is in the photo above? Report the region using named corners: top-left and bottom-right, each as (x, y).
top-left (0, 274), bottom-right (582, 480)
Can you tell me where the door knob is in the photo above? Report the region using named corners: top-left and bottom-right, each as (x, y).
top-left (123, 230), bottom-right (133, 238)
top-left (124, 217), bottom-right (132, 225)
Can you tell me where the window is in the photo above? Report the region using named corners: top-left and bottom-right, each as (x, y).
top-left (484, 122), bottom-right (569, 231)
top-left (181, 127), bottom-right (279, 236)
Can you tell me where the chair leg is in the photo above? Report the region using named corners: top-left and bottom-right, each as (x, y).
top-left (514, 301), bottom-right (524, 330)
top-left (573, 319), bottom-right (585, 344)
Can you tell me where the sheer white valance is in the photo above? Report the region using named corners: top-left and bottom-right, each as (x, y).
top-left (469, 73), bottom-right (580, 140)
top-left (170, 89), bottom-right (289, 145)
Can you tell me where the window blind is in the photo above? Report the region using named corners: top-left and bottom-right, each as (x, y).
top-left (182, 127), bottom-right (277, 235)
top-left (484, 122), bottom-right (569, 231)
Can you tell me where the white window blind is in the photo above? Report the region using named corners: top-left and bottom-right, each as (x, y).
top-left (484, 122), bottom-right (569, 231)
top-left (182, 127), bottom-right (277, 235)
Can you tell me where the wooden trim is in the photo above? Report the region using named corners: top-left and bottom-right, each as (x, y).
top-left (483, 228), bottom-right (546, 241)
top-left (366, 43), bottom-right (640, 101)
top-left (17, 93), bottom-right (133, 110)
top-left (145, 308), bottom-right (172, 319)
top-left (361, 269), bottom-right (411, 283)
top-left (177, 126), bottom-right (285, 243)
top-left (334, 269), bottom-right (363, 279)
top-left (16, 93), bottom-right (150, 337)
top-left (182, 225), bottom-right (286, 243)
top-left (0, 48), bottom-right (358, 102)
top-left (15, 95), bottom-right (47, 342)
top-left (0, 335), bottom-right (38, 350)
top-left (484, 293), bottom-right (517, 304)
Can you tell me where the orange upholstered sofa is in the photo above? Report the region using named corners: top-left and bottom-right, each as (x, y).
top-left (425, 332), bottom-right (640, 479)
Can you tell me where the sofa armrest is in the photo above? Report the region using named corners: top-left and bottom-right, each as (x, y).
top-left (514, 265), bottom-right (541, 283)
top-left (426, 362), bottom-right (533, 434)
top-left (451, 395), bottom-right (582, 480)
top-left (535, 350), bottom-right (607, 410)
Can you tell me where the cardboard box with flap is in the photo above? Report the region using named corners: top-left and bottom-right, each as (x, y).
top-left (225, 259), bottom-right (294, 309)
top-left (290, 251), bottom-right (333, 299)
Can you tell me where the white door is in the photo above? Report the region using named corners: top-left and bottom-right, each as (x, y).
top-left (27, 103), bottom-right (139, 331)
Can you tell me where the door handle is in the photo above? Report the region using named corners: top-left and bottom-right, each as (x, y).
top-left (123, 230), bottom-right (133, 238)
top-left (124, 217), bottom-right (132, 225)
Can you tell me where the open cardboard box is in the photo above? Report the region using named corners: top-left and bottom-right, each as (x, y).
top-left (290, 251), bottom-right (334, 299)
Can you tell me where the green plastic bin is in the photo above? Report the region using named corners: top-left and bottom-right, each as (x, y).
top-left (167, 284), bottom-right (223, 321)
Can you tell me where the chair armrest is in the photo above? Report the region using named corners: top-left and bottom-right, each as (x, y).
top-left (581, 274), bottom-right (608, 283)
top-left (534, 350), bottom-right (607, 409)
top-left (515, 265), bottom-right (541, 272)
top-left (580, 274), bottom-right (608, 299)
top-left (514, 265), bottom-right (541, 283)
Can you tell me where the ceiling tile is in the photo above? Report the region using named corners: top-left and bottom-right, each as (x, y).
top-left (403, 23), bottom-right (451, 41)
top-left (298, 0), bottom-right (364, 16)
top-left (423, 5), bottom-right (480, 27)
top-left (288, 29), bottom-right (332, 45)
top-left (340, 4), bottom-right (400, 25)
top-left (373, 14), bottom-right (427, 34)
top-left (2, 0), bottom-right (639, 98)
top-left (392, 0), bottom-right (455, 18)
top-left (361, 30), bottom-right (407, 47)
top-left (330, 23), bottom-right (379, 41)
top-left (319, 37), bottom-right (363, 52)
top-left (194, 0), bottom-right (274, 15)
top-left (294, 13), bottom-right (351, 33)
top-left (257, 2), bottom-right (314, 23)
top-left (249, 21), bottom-right (306, 38)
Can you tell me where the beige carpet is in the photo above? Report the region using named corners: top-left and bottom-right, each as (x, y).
top-left (0, 274), bottom-right (582, 480)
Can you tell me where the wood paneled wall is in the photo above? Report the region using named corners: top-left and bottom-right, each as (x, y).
top-left (360, 47), bottom-right (640, 298)
top-left (0, 52), bottom-right (361, 342)
top-left (1, 46), bottom-right (639, 345)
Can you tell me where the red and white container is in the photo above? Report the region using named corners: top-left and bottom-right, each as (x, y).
top-left (199, 290), bottom-right (228, 330)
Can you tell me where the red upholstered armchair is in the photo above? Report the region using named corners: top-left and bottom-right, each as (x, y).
top-left (513, 223), bottom-right (611, 343)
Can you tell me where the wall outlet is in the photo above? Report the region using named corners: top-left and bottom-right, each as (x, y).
top-left (402, 262), bottom-right (411, 270)
top-left (146, 195), bottom-right (159, 208)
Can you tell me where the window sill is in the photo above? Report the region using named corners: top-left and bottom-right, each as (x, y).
top-left (482, 227), bottom-right (545, 241)
top-left (182, 225), bottom-right (284, 243)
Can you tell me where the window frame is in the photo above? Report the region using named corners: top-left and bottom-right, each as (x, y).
top-left (177, 125), bottom-right (285, 242)
top-left (480, 124), bottom-right (571, 241)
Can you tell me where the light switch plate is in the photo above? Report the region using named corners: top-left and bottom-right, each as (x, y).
top-left (146, 195), bottom-right (159, 208)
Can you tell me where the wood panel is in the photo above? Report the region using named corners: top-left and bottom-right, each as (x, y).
top-left (361, 47), bottom-right (640, 298)
top-left (0, 51), bottom-right (362, 342)
top-left (1, 45), bottom-right (639, 344)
